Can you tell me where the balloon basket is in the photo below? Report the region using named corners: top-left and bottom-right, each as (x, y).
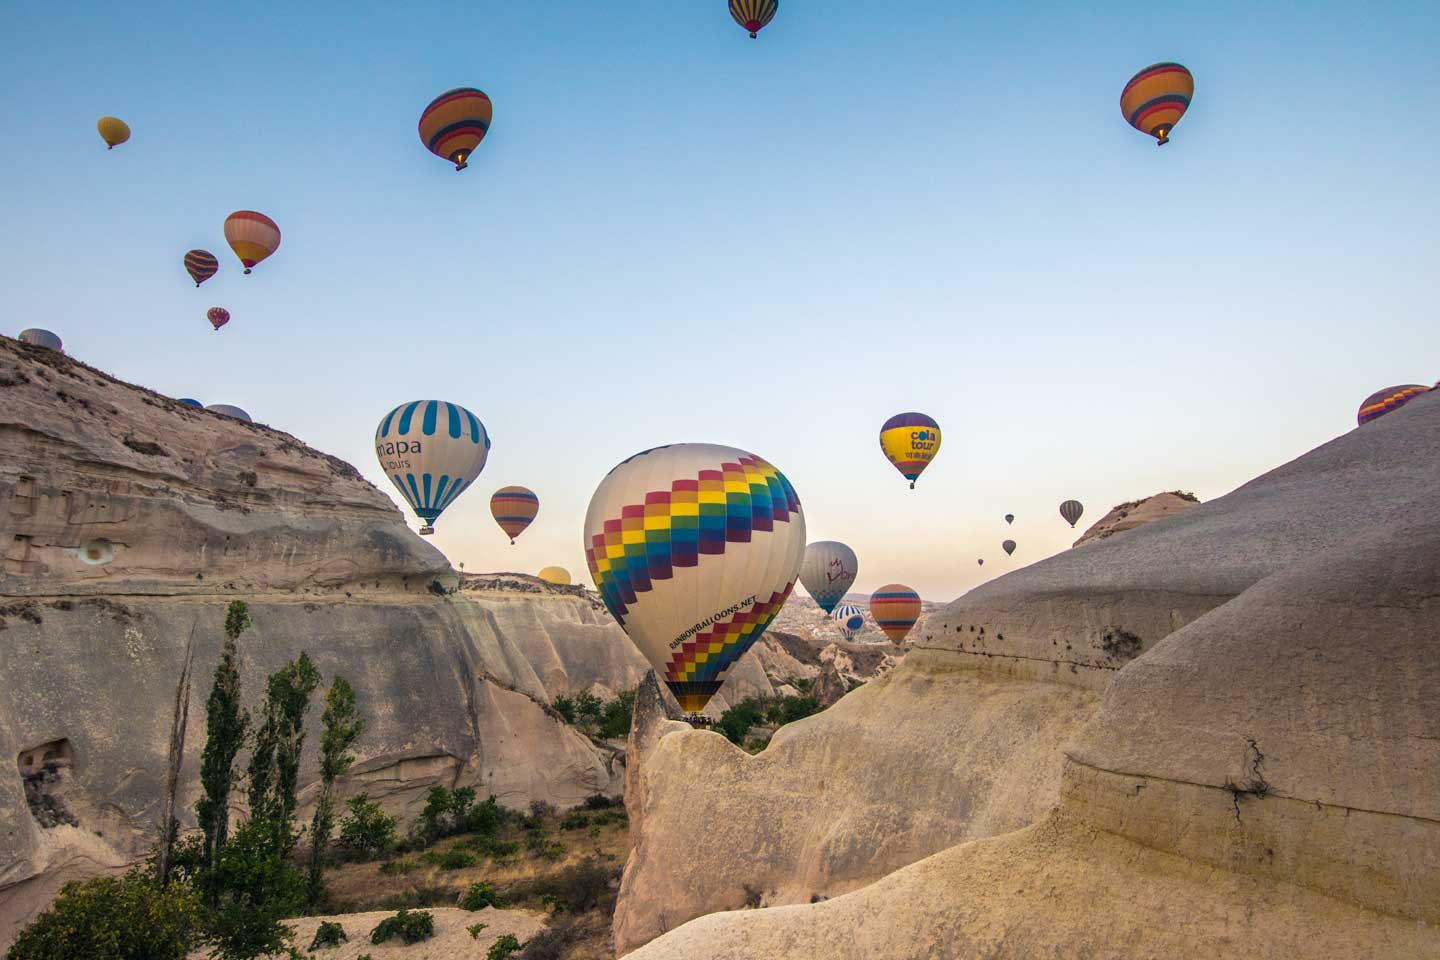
top-left (419, 525), bottom-right (435, 536)
top-left (682, 713), bottom-right (713, 728)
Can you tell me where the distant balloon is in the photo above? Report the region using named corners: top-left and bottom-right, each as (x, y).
top-left (730, 0), bottom-right (778, 38)
top-left (977, 558), bottom-right (984, 566)
top-left (18, 329), bottom-right (62, 352)
top-left (223, 211), bottom-right (281, 274)
top-left (185, 250), bottom-right (219, 287)
top-left (375, 400), bottom-right (490, 536)
top-left (799, 541), bottom-right (858, 614)
top-left (419, 87), bottom-right (492, 171)
top-left (584, 443), bottom-right (805, 715)
top-left (538, 566), bottom-right (572, 586)
top-left (870, 585), bottom-right (921, 645)
top-left (177, 398), bottom-right (203, 408)
top-left (1060, 499), bottom-right (1084, 528)
top-left (1357, 385), bottom-right (1430, 426)
top-left (97, 116), bottom-right (130, 149)
top-left (1004, 513), bottom-right (1014, 525)
top-left (879, 412), bottom-right (942, 489)
top-left (206, 307), bottom-right (230, 331)
top-left (206, 404), bottom-right (251, 422)
top-left (1120, 62), bottom-right (1193, 145)
top-left (1002, 539), bottom-right (1016, 556)
top-left (491, 486), bottom-right (539, 544)
top-left (831, 603), bottom-right (865, 641)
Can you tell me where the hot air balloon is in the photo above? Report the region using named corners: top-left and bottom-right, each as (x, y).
top-left (584, 443), bottom-right (805, 716)
top-left (977, 558), bottom-right (984, 566)
top-left (1120, 62), bottom-right (1193, 145)
top-left (224, 211), bottom-right (281, 274)
top-left (1357, 385), bottom-right (1430, 426)
top-left (375, 400), bottom-right (490, 535)
top-left (97, 117), bottom-right (130, 149)
top-left (538, 566), bottom-right (571, 586)
top-left (206, 307), bottom-right (230, 331)
top-left (18, 329), bottom-right (63, 352)
top-left (184, 250), bottom-right (218, 287)
top-left (419, 88), bottom-right (492, 171)
top-left (730, 0), bottom-right (778, 38)
top-left (799, 541), bottom-right (857, 614)
top-left (177, 398), bottom-right (203, 408)
top-left (491, 486), bottom-right (539, 544)
top-left (870, 585), bottom-right (920, 645)
top-left (831, 603), bottom-right (865, 641)
top-left (1060, 499), bottom-right (1084, 528)
top-left (1004, 513), bottom-right (1014, 525)
top-left (206, 404), bottom-right (251, 422)
top-left (1002, 539), bottom-right (1016, 556)
top-left (879, 412), bottom-right (942, 489)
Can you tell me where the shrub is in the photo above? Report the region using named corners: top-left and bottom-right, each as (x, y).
top-left (772, 695), bottom-right (821, 726)
top-left (419, 787), bottom-right (453, 842)
top-left (370, 909), bottom-right (434, 945)
top-left (460, 881), bottom-right (506, 911)
top-left (597, 689), bottom-right (636, 739)
top-left (573, 692), bottom-right (603, 727)
top-left (309, 921), bottom-right (347, 950)
top-left (339, 793), bottom-right (397, 859)
top-left (580, 794), bottom-right (619, 811)
top-left (375, 884), bottom-right (455, 911)
top-left (488, 934), bottom-right (523, 960)
top-left (552, 696), bottom-right (577, 724)
top-left (422, 848), bottom-right (477, 870)
top-left (512, 857), bottom-right (617, 914)
top-left (468, 922), bottom-right (489, 939)
top-left (208, 816), bottom-right (306, 960)
top-left (517, 916), bottom-right (583, 960)
top-left (468, 835), bottom-right (521, 861)
top-left (378, 857), bottom-right (419, 875)
top-left (465, 794), bottom-right (503, 836)
top-left (559, 810), bottom-right (589, 830)
top-left (4, 870), bottom-right (205, 960)
top-left (716, 698), bottom-right (766, 744)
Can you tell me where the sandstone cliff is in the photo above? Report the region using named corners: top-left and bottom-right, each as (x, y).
top-left (618, 390), bottom-right (1440, 958)
top-left (1072, 489), bottom-right (1201, 546)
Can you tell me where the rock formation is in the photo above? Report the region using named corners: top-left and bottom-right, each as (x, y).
top-left (1072, 489), bottom-right (1201, 545)
top-left (617, 390), bottom-right (1440, 958)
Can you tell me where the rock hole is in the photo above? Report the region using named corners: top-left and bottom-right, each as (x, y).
top-left (19, 738), bottom-right (78, 828)
top-left (77, 538), bottom-right (117, 566)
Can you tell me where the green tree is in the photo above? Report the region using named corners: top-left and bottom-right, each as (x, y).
top-left (4, 870), bottom-right (205, 960)
top-left (573, 691), bottom-right (603, 728)
top-left (208, 816), bottom-right (305, 960)
top-left (307, 676), bottom-right (364, 908)
top-left (551, 695), bottom-right (576, 724)
top-left (716, 698), bottom-right (766, 745)
top-left (597, 689), bottom-right (636, 739)
top-left (197, 601), bottom-right (252, 897)
top-left (247, 652), bottom-right (320, 853)
top-left (338, 793), bottom-right (397, 859)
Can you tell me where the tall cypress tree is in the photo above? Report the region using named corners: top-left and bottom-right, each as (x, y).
top-left (247, 652), bottom-right (319, 853)
top-left (306, 676), bottom-right (363, 907)
top-left (196, 601), bottom-right (251, 899)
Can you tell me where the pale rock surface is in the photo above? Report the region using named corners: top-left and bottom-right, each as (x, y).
top-left (1072, 489), bottom-right (1201, 546)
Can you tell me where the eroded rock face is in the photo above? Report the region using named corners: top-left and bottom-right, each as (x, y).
top-left (1072, 490), bottom-right (1201, 546)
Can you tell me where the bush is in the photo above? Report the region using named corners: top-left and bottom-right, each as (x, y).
top-left (5, 870), bottom-right (205, 960)
top-left (552, 695), bottom-right (576, 724)
top-left (466, 834), bottom-right (521, 861)
top-left (517, 916), bottom-right (583, 960)
top-left (559, 809), bottom-right (590, 830)
top-left (597, 689), bottom-right (635, 739)
top-left (580, 794), bottom-right (619, 811)
top-left (772, 695), bottom-right (821, 726)
top-left (512, 857), bottom-right (617, 914)
top-left (422, 848), bottom-right (477, 870)
top-left (468, 922), bottom-right (489, 939)
top-left (378, 857), bottom-right (419, 875)
top-left (459, 881), bottom-right (506, 911)
top-left (716, 698), bottom-right (767, 744)
top-left (488, 934), bottom-right (523, 960)
top-left (419, 787), bottom-right (453, 842)
top-left (573, 692), bottom-right (603, 727)
top-left (339, 793), bottom-right (397, 859)
top-left (370, 909), bottom-right (434, 945)
top-left (465, 795), bottom-right (503, 836)
top-left (208, 816), bottom-right (306, 960)
top-left (309, 921), bottom-right (347, 950)
top-left (375, 884), bottom-right (455, 911)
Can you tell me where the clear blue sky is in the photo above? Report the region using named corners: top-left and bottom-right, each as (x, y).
top-left (4, 1), bottom-right (1437, 599)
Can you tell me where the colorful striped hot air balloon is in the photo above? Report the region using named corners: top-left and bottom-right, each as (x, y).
top-left (730, 0), bottom-right (778, 38)
top-left (870, 584), bottom-right (921, 645)
top-left (206, 307), bottom-right (230, 331)
top-left (1357, 385), bottom-right (1431, 425)
top-left (223, 211), bottom-right (281, 274)
top-left (799, 541), bottom-right (858, 614)
top-left (584, 443), bottom-right (805, 716)
top-left (538, 566), bottom-right (572, 586)
top-left (419, 88), bottom-right (493, 171)
top-left (491, 486), bottom-right (539, 544)
top-left (97, 116), bottom-right (130, 149)
top-left (184, 250), bottom-right (218, 287)
top-left (831, 603), bottom-right (865, 641)
top-left (879, 412), bottom-right (942, 489)
top-left (1060, 499), bottom-right (1084, 528)
top-left (375, 401), bottom-right (490, 535)
top-left (1120, 62), bottom-right (1194, 145)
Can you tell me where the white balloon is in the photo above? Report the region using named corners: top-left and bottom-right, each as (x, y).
top-left (375, 400), bottom-right (490, 535)
top-left (584, 443), bottom-right (805, 714)
top-left (831, 603), bottom-right (865, 640)
top-left (799, 540), bottom-right (858, 614)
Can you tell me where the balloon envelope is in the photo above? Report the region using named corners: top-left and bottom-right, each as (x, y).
top-left (870, 584), bottom-right (921, 645)
top-left (879, 412), bottom-right (942, 489)
top-left (375, 401), bottom-right (490, 535)
top-left (1060, 499), bottom-right (1084, 528)
top-left (224, 211), bottom-right (281, 274)
top-left (491, 486), bottom-right (539, 543)
top-left (1120, 62), bottom-right (1193, 145)
top-left (729, 0), bottom-right (778, 38)
top-left (1004, 513), bottom-right (1014, 524)
top-left (1002, 539), bottom-right (1016, 556)
top-left (177, 398), bottom-right (203, 408)
top-left (97, 116), bottom-right (130, 149)
top-left (584, 443), bottom-right (805, 714)
top-left (18, 329), bottom-right (62, 352)
top-left (799, 541), bottom-right (857, 614)
top-left (207, 307), bottom-right (230, 331)
top-left (1357, 385), bottom-right (1430, 425)
top-left (419, 88), bottom-right (492, 170)
top-left (185, 250), bottom-right (218, 287)
top-left (538, 566), bottom-right (571, 586)
top-left (206, 404), bottom-right (251, 422)
top-left (831, 603), bottom-right (865, 640)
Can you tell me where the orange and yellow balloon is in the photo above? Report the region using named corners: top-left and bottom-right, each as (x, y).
top-left (1120, 62), bottom-right (1193, 145)
top-left (97, 117), bottom-right (130, 149)
top-left (491, 486), bottom-right (539, 544)
top-left (223, 211), bottom-right (281, 275)
top-left (419, 88), bottom-right (492, 171)
top-left (870, 584), bottom-right (921, 645)
top-left (538, 566), bottom-right (572, 586)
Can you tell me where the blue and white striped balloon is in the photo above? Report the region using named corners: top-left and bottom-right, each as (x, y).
top-left (375, 400), bottom-right (490, 535)
top-left (831, 603), bottom-right (865, 640)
